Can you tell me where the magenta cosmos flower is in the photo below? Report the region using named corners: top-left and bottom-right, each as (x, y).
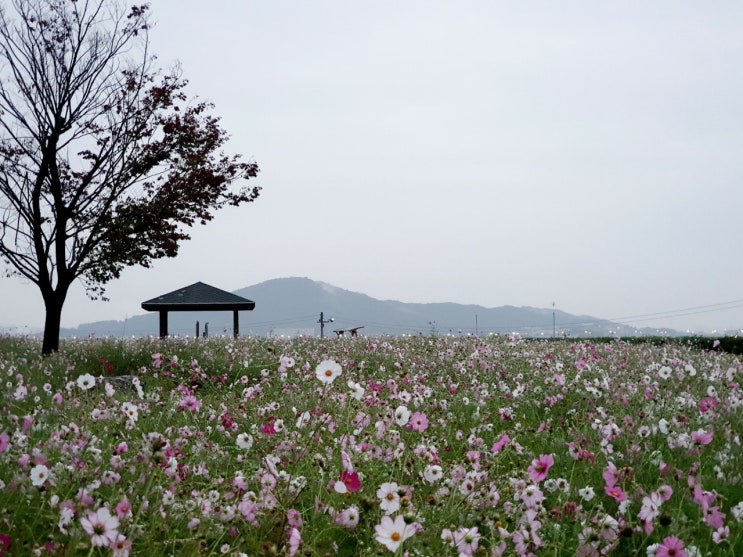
top-left (0, 533), bottom-right (11, 555)
top-left (527, 454), bottom-right (554, 483)
top-left (335, 470), bottom-right (361, 494)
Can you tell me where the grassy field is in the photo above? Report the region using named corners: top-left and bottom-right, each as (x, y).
top-left (0, 334), bottom-right (741, 556)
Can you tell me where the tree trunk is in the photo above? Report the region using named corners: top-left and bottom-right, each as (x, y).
top-left (41, 291), bottom-right (66, 355)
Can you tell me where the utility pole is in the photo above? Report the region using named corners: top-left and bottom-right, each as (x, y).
top-left (318, 312), bottom-right (334, 338)
top-left (552, 302), bottom-right (556, 338)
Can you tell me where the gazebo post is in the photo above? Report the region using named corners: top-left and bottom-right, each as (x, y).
top-left (233, 310), bottom-right (239, 338)
top-left (159, 311), bottom-right (168, 338)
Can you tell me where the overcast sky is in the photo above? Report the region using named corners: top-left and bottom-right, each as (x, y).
top-left (2, 1), bottom-right (743, 334)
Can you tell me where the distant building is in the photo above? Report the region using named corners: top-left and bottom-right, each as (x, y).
top-left (268, 328), bottom-right (314, 338)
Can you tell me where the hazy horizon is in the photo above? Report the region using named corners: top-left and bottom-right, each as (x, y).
top-left (2, 276), bottom-right (742, 336)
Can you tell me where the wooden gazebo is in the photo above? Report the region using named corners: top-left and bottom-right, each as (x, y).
top-left (141, 282), bottom-right (255, 338)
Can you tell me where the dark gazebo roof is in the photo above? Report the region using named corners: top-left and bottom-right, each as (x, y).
top-left (141, 281), bottom-right (255, 311)
top-left (141, 282), bottom-right (255, 337)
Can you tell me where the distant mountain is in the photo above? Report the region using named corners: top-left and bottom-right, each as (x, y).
top-left (59, 277), bottom-right (673, 339)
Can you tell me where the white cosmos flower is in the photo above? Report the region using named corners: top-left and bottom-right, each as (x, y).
top-left (579, 486), bottom-right (596, 501)
top-left (395, 405), bottom-right (411, 427)
top-left (236, 433), bottom-right (254, 450)
top-left (296, 411), bottom-right (311, 428)
top-left (348, 380), bottom-right (365, 400)
top-left (658, 418), bottom-right (669, 435)
top-left (121, 402), bottom-right (138, 423)
top-left (422, 464), bottom-right (443, 484)
top-left (376, 481), bottom-right (401, 514)
top-left (315, 360), bottom-right (342, 384)
top-left (374, 514), bottom-right (415, 552)
top-left (30, 463), bottom-right (50, 487)
top-left (76, 373), bottom-right (96, 391)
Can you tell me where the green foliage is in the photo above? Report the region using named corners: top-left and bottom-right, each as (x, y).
top-left (0, 335), bottom-right (741, 556)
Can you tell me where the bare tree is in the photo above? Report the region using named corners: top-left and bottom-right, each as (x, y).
top-left (0, 0), bottom-right (260, 353)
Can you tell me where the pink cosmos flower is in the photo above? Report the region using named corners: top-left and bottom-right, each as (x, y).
top-left (0, 533), bottom-right (11, 555)
top-left (703, 505), bottom-right (726, 529)
top-left (341, 450), bottom-right (354, 472)
top-left (115, 499), bottom-right (132, 519)
top-left (442, 526), bottom-right (481, 556)
top-left (691, 429), bottom-right (713, 446)
top-left (287, 527), bottom-right (301, 557)
top-left (518, 484), bottom-right (545, 508)
top-left (603, 461), bottom-right (618, 486)
top-left (334, 505), bottom-right (360, 529)
top-left (692, 482), bottom-right (716, 508)
top-left (638, 491), bottom-right (662, 532)
top-left (287, 509), bottom-right (303, 529)
top-left (374, 514), bottom-right (415, 552)
top-left (527, 454), bottom-right (554, 483)
top-left (279, 354), bottom-right (295, 371)
top-left (491, 433), bottom-right (510, 453)
top-left (111, 534), bottom-right (132, 557)
top-left (0, 433), bottom-right (9, 453)
top-left (80, 507), bottom-right (120, 547)
top-left (712, 525), bottom-right (730, 544)
top-left (698, 396), bottom-right (718, 413)
top-left (655, 535), bottom-right (687, 557)
top-left (408, 412), bottom-right (429, 433)
top-left (657, 484), bottom-right (673, 502)
top-left (77, 488), bottom-right (94, 507)
top-left (604, 484), bottom-right (626, 503)
top-left (178, 395), bottom-right (201, 413)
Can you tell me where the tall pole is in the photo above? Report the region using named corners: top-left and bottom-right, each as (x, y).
top-left (318, 312), bottom-right (333, 338)
top-left (552, 302), bottom-right (556, 338)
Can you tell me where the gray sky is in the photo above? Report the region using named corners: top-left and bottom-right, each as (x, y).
top-left (3, 1), bottom-right (743, 334)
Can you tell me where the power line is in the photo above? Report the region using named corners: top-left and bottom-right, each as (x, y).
top-left (602, 299), bottom-right (743, 324)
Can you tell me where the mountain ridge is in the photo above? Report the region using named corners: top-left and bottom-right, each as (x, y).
top-left (52, 277), bottom-right (674, 338)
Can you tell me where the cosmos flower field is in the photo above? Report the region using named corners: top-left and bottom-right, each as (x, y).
top-left (0, 334), bottom-right (741, 556)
